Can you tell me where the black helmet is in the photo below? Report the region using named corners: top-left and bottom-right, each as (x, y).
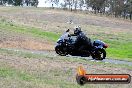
top-left (74, 26), bottom-right (81, 35)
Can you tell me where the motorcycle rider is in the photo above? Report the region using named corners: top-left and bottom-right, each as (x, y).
top-left (74, 26), bottom-right (93, 56)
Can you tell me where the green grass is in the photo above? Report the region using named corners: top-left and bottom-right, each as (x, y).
top-left (0, 66), bottom-right (34, 81)
top-left (0, 18), bottom-right (60, 41)
top-left (0, 57), bottom-right (91, 88)
top-left (89, 26), bottom-right (132, 61)
top-left (0, 68), bottom-right (89, 88)
top-left (104, 40), bottom-right (132, 61)
top-left (0, 48), bottom-right (132, 88)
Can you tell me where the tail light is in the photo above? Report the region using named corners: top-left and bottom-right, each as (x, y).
top-left (103, 44), bottom-right (108, 48)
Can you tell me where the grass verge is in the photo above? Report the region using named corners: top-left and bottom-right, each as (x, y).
top-left (0, 48), bottom-right (132, 88)
top-left (0, 18), bottom-right (60, 42)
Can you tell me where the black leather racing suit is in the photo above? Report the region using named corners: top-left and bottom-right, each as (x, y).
top-left (74, 31), bottom-right (93, 55)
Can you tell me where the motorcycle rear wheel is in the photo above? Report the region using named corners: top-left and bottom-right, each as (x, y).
top-left (92, 49), bottom-right (106, 60)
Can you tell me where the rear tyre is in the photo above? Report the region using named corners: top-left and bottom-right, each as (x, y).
top-left (55, 45), bottom-right (68, 56)
top-left (92, 49), bottom-right (106, 60)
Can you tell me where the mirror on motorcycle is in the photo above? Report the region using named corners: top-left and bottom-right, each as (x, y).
top-left (66, 29), bottom-right (70, 32)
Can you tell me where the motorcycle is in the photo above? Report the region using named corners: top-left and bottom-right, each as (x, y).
top-left (55, 32), bottom-right (108, 60)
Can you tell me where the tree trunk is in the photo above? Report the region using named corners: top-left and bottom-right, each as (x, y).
top-left (123, 11), bottom-right (126, 19)
top-left (130, 12), bottom-right (132, 20)
top-left (68, 2), bottom-right (70, 10)
top-left (71, 5), bottom-right (73, 11)
top-left (52, 4), bottom-right (54, 9)
top-left (74, 0), bottom-right (77, 11)
top-left (0, 0), bottom-right (2, 5)
top-left (103, 5), bottom-right (105, 15)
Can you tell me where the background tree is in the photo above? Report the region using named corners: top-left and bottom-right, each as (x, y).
top-left (126, 0), bottom-right (132, 20)
top-left (78, 0), bottom-right (85, 10)
top-left (0, 0), bottom-right (132, 20)
top-left (12, 0), bottom-right (22, 6)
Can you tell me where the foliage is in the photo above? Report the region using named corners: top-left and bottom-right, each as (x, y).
top-left (0, 0), bottom-right (39, 7)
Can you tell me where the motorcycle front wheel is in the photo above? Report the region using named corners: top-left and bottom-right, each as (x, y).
top-left (55, 45), bottom-right (68, 56)
top-left (92, 49), bottom-right (106, 60)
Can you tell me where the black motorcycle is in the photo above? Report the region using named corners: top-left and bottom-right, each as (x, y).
top-left (55, 32), bottom-right (108, 60)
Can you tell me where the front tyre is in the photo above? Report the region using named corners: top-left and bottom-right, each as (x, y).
top-left (55, 45), bottom-right (68, 56)
top-left (92, 49), bottom-right (106, 60)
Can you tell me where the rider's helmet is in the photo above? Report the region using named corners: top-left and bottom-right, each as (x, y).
top-left (74, 26), bottom-right (81, 35)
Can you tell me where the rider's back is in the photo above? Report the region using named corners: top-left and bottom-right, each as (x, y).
top-left (75, 32), bottom-right (92, 47)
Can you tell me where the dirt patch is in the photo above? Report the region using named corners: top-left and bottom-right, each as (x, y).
top-left (0, 39), bottom-right (54, 51)
top-left (0, 29), bottom-right (54, 51)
